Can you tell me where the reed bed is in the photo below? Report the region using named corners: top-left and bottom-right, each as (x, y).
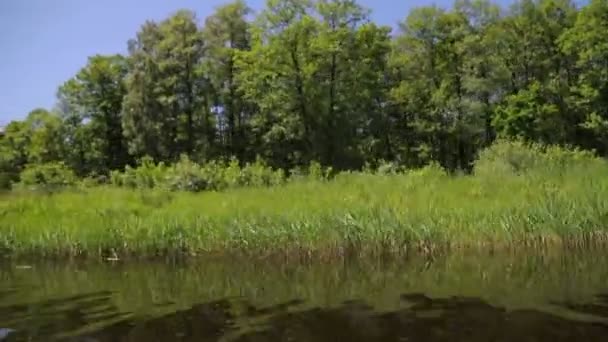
top-left (2, 141), bottom-right (608, 259)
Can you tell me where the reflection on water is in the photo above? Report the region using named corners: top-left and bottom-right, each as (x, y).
top-left (1, 250), bottom-right (608, 341)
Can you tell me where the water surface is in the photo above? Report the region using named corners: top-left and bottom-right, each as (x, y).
top-left (1, 250), bottom-right (608, 341)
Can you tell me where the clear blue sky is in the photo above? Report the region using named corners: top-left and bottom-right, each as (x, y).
top-left (1, 0), bottom-right (492, 124)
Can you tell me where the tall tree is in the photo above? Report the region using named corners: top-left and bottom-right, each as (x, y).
top-left (391, 5), bottom-right (475, 169)
top-left (314, 0), bottom-right (371, 168)
top-left (24, 108), bottom-right (64, 164)
top-left (122, 11), bottom-right (213, 162)
top-left (456, 0), bottom-right (504, 146)
top-left (203, 0), bottom-right (253, 161)
top-left (235, 0), bottom-right (318, 169)
top-left (0, 120), bottom-right (30, 184)
top-left (57, 55), bottom-right (130, 175)
top-left (560, 0), bottom-right (608, 154)
top-left (492, 0), bottom-right (578, 146)
top-left (4, 0), bottom-right (608, 180)
top-left (0, 109), bottom-right (64, 184)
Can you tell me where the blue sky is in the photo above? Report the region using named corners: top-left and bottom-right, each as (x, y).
top-left (0, 0), bottom-right (493, 124)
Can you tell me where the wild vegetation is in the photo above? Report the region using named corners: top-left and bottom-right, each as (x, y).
top-left (1, 141), bottom-right (607, 259)
top-left (2, 0), bottom-right (608, 258)
top-left (2, 0), bottom-right (608, 186)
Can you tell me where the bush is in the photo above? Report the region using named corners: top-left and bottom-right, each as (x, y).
top-left (307, 161), bottom-right (333, 181)
top-left (79, 173), bottom-right (109, 188)
top-left (109, 155), bottom-right (287, 193)
top-left (18, 162), bottom-right (76, 189)
top-left (242, 158), bottom-right (286, 187)
top-left (474, 139), bottom-right (599, 177)
top-left (110, 156), bottom-right (167, 189)
top-left (375, 161), bottom-right (404, 175)
top-left (0, 172), bottom-right (13, 190)
top-left (165, 155), bottom-right (209, 192)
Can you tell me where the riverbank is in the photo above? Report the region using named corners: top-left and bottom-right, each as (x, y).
top-left (2, 142), bottom-right (608, 259)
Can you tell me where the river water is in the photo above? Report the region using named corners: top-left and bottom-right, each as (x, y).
top-left (1, 249), bottom-right (608, 341)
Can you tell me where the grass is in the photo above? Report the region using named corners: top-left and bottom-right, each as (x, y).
top-left (1, 141), bottom-right (608, 259)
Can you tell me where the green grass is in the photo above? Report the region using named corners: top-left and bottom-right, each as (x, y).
top-left (2, 141), bottom-right (608, 259)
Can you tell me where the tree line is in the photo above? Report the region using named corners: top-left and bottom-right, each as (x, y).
top-left (2, 0), bottom-right (607, 185)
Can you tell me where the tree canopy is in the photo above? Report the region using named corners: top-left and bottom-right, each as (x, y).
top-left (2, 0), bottom-right (607, 185)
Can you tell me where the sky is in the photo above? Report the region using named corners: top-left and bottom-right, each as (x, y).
top-left (0, 0), bottom-right (486, 125)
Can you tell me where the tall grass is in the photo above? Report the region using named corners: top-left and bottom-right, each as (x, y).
top-left (2, 141), bottom-right (608, 259)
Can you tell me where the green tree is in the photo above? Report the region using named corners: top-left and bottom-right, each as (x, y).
top-left (0, 120), bottom-right (30, 185)
top-left (235, 0), bottom-right (318, 169)
top-left (0, 109), bottom-right (64, 185)
top-left (4, 0), bottom-right (608, 183)
top-left (57, 55), bottom-right (131, 175)
top-left (314, 0), bottom-right (375, 169)
top-left (24, 108), bottom-right (64, 164)
top-left (203, 0), bottom-right (253, 161)
top-left (456, 0), bottom-right (504, 146)
top-left (492, 0), bottom-right (578, 145)
top-left (391, 6), bottom-right (474, 169)
top-left (560, 0), bottom-right (608, 154)
top-left (123, 11), bottom-right (214, 162)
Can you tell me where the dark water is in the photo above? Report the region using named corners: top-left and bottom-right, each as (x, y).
top-left (2, 250), bottom-right (608, 341)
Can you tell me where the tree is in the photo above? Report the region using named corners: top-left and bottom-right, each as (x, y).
top-left (391, 6), bottom-right (475, 169)
top-left (57, 55), bottom-right (130, 175)
top-left (202, 0), bottom-right (253, 161)
top-left (348, 22), bottom-right (393, 167)
top-left (455, 0), bottom-right (504, 146)
top-left (0, 120), bottom-right (30, 185)
top-left (235, 0), bottom-right (318, 169)
top-left (314, 0), bottom-right (374, 169)
top-left (24, 108), bottom-right (64, 164)
top-left (560, 0), bottom-right (608, 154)
top-left (0, 109), bottom-right (64, 185)
top-left (4, 0), bottom-right (608, 180)
top-left (492, 0), bottom-right (578, 145)
top-left (122, 11), bottom-right (213, 162)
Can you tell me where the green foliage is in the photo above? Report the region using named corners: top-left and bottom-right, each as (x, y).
top-left (0, 109), bottom-right (64, 183)
top-left (306, 161), bottom-right (332, 181)
top-left (0, 172), bottom-right (12, 190)
top-left (122, 10), bottom-right (213, 162)
top-left (18, 162), bottom-right (76, 190)
top-left (57, 54), bottom-right (131, 175)
top-left (24, 109), bottom-right (65, 164)
top-left (109, 155), bottom-right (286, 192)
top-left (240, 158), bottom-right (287, 187)
top-left (493, 83), bottom-right (561, 143)
top-left (110, 156), bottom-right (167, 189)
top-left (474, 139), bottom-right (598, 177)
top-left (164, 155), bottom-right (210, 192)
top-left (4, 0), bottom-right (608, 192)
top-left (3, 142), bottom-right (608, 258)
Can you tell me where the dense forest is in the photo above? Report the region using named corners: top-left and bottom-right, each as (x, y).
top-left (2, 0), bottom-right (607, 187)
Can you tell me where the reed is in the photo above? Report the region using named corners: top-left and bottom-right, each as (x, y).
top-left (2, 141), bottom-right (608, 259)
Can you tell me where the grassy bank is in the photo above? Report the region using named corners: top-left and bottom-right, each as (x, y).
top-left (2, 141), bottom-right (608, 259)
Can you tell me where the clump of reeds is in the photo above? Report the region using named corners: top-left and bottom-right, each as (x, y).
top-left (1, 140), bottom-right (608, 259)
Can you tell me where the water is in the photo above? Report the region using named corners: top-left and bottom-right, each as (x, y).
top-left (1, 250), bottom-right (608, 341)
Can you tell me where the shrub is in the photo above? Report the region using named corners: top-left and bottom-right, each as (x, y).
top-left (474, 139), bottom-right (599, 178)
top-left (242, 158), bottom-right (286, 187)
top-left (165, 155), bottom-right (209, 192)
top-left (18, 162), bottom-right (76, 189)
top-left (0, 172), bottom-right (12, 190)
top-left (109, 155), bottom-right (287, 192)
top-left (79, 173), bottom-right (109, 188)
top-left (307, 161), bottom-right (333, 181)
top-left (376, 161), bottom-right (403, 175)
top-left (110, 156), bottom-right (167, 189)
top-left (224, 158), bottom-right (246, 188)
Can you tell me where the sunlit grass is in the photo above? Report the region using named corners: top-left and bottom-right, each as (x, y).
top-left (2, 141), bottom-right (608, 259)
